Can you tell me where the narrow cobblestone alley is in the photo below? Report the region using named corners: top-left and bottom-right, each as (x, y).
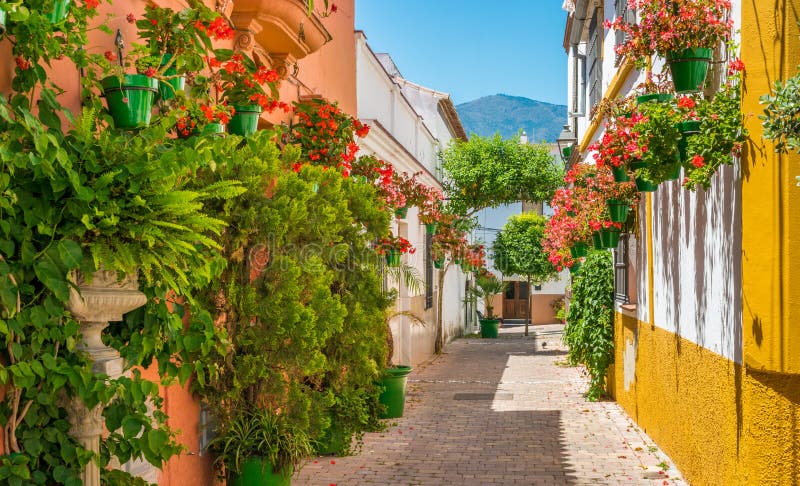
top-left (295, 325), bottom-right (686, 485)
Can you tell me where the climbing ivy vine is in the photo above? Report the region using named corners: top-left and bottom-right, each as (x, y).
top-left (563, 251), bottom-right (615, 401)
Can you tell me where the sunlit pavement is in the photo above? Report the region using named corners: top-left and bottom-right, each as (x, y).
top-left (294, 324), bottom-right (686, 485)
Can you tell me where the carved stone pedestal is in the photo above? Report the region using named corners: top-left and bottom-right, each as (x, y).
top-left (66, 270), bottom-right (147, 486)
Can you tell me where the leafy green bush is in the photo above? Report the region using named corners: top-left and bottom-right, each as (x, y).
top-left (563, 251), bottom-right (614, 401)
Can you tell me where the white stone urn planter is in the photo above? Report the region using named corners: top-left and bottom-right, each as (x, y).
top-left (65, 268), bottom-right (147, 486)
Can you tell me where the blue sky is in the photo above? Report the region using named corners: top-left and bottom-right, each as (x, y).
top-left (355, 1), bottom-right (569, 106)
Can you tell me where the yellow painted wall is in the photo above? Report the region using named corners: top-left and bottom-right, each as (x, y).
top-left (606, 2), bottom-right (800, 484)
top-left (741, 0), bottom-right (800, 373)
top-left (611, 313), bottom-right (800, 485)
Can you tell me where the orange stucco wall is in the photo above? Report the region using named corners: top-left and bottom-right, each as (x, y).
top-left (291, 0), bottom-right (357, 116)
top-left (0, 1), bottom-right (356, 483)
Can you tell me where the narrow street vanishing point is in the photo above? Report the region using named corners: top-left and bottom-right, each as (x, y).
top-left (296, 325), bottom-right (685, 486)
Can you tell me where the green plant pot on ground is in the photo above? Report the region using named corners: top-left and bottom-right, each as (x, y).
top-left (228, 104), bottom-right (262, 136)
top-left (379, 366), bottom-right (412, 418)
top-left (229, 457), bottom-right (292, 486)
top-left (667, 47), bottom-right (713, 93)
top-left (479, 318), bottom-right (500, 339)
top-left (101, 74), bottom-right (159, 129)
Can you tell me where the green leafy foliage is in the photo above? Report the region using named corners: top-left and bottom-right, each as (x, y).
top-left (681, 66), bottom-right (746, 190)
top-left (563, 251), bottom-right (614, 401)
top-left (762, 73), bottom-right (800, 152)
top-left (634, 101), bottom-right (683, 184)
top-left (192, 132), bottom-right (391, 475)
top-left (439, 135), bottom-right (563, 216)
top-left (493, 212), bottom-right (555, 282)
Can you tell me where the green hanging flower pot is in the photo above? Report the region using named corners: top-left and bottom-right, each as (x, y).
top-left (227, 104), bottom-right (262, 136)
top-left (385, 249), bottom-right (401, 267)
top-left (569, 241), bottom-right (588, 259)
top-left (635, 93), bottom-right (674, 105)
top-left (394, 206), bottom-right (408, 219)
top-left (667, 47), bottom-right (713, 93)
top-left (611, 164), bottom-right (630, 182)
top-left (433, 258), bottom-right (444, 269)
top-left (591, 232), bottom-right (604, 250)
top-left (635, 176), bottom-right (658, 192)
top-left (665, 161), bottom-right (682, 181)
top-left (158, 54), bottom-right (185, 101)
top-left (569, 261), bottom-right (582, 274)
top-left (201, 122), bottom-right (226, 137)
top-left (47, 0), bottom-right (71, 23)
top-left (101, 74), bottom-right (159, 129)
top-left (677, 120), bottom-right (701, 163)
top-left (629, 159), bottom-right (647, 171)
top-left (425, 222), bottom-right (437, 235)
top-left (606, 198), bottom-right (630, 223)
top-left (598, 228), bottom-right (621, 249)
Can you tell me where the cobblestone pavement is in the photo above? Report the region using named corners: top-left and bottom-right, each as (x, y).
top-left (295, 324), bottom-right (687, 485)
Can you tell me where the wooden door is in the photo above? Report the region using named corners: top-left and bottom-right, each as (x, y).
top-left (503, 281), bottom-right (529, 319)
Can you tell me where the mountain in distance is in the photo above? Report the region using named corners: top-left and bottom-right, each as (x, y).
top-left (455, 94), bottom-right (567, 142)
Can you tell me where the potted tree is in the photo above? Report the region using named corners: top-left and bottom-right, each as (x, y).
top-left (469, 271), bottom-right (506, 339)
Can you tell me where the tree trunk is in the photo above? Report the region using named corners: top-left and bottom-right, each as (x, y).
top-left (525, 274), bottom-right (531, 336)
top-left (435, 265), bottom-right (448, 353)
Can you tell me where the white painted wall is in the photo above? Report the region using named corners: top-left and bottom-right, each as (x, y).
top-left (565, 3), bottom-right (743, 363)
top-left (356, 32), bottom-right (467, 366)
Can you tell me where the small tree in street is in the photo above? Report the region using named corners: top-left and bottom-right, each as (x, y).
top-left (434, 134), bottom-right (562, 349)
top-left (440, 134), bottom-right (563, 217)
top-left (493, 212), bottom-right (557, 336)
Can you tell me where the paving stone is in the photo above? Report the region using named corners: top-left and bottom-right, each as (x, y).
top-left (294, 325), bottom-right (686, 485)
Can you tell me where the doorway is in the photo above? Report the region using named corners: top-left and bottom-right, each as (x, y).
top-left (503, 280), bottom-right (529, 319)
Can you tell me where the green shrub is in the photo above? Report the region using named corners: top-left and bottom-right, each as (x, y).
top-left (563, 250), bottom-right (614, 401)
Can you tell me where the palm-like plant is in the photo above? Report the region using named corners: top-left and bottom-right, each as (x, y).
top-left (468, 271), bottom-right (506, 319)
